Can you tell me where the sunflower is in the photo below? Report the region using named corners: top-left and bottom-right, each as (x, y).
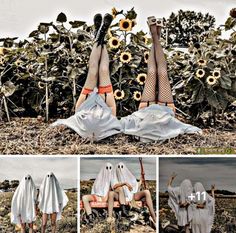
top-left (212, 69), bottom-right (221, 79)
top-left (38, 81), bottom-right (45, 89)
top-left (196, 69), bottom-right (205, 78)
top-left (136, 73), bottom-right (147, 85)
top-left (197, 59), bottom-right (207, 66)
top-left (206, 76), bottom-right (217, 85)
top-left (133, 91), bottom-right (142, 101)
top-left (230, 8), bottom-right (236, 18)
top-left (119, 19), bottom-right (132, 31)
top-left (142, 36), bottom-right (148, 44)
top-left (112, 7), bottom-right (118, 18)
top-left (132, 19), bottom-right (137, 28)
top-left (114, 89), bottom-right (125, 100)
top-left (120, 52), bottom-right (132, 63)
top-left (108, 37), bottom-right (120, 49)
top-left (144, 51), bottom-right (149, 63)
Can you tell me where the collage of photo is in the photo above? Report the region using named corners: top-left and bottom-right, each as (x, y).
top-left (0, 0), bottom-right (235, 232)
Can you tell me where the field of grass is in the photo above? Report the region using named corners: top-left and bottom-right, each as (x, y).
top-left (0, 118), bottom-right (235, 155)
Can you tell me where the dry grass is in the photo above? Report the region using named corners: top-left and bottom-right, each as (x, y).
top-left (0, 118), bottom-right (235, 155)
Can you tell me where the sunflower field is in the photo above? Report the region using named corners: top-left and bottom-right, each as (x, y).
top-left (0, 7), bottom-right (235, 128)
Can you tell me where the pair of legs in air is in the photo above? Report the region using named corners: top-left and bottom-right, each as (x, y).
top-left (76, 15), bottom-right (175, 117)
top-left (108, 187), bottom-right (156, 223)
top-left (41, 213), bottom-right (57, 233)
top-left (139, 17), bottom-right (175, 112)
top-left (75, 13), bottom-right (116, 116)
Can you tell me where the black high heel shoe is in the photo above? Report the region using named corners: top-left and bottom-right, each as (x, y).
top-left (95, 13), bottom-right (113, 47)
top-left (93, 13), bottom-right (102, 38)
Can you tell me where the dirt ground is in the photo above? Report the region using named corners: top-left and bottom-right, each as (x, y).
top-left (0, 118), bottom-right (235, 155)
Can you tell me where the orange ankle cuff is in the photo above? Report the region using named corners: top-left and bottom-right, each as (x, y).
top-left (82, 88), bottom-right (93, 95)
top-left (98, 85), bottom-right (113, 94)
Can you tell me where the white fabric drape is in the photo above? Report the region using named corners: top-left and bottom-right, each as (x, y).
top-left (168, 179), bottom-right (194, 226)
top-left (112, 162), bottom-right (139, 202)
top-left (192, 182), bottom-right (215, 233)
top-left (38, 172), bottom-right (68, 220)
top-left (11, 175), bottom-right (37, 224)
top-left (91, 162), bottom-right (113, 197)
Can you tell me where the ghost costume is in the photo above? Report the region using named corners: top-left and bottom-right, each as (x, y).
top-left (192, 182), bottom-right (215, 233)
top-left (168, 179), bottom-right (194, 227)
top-left (51, 90), bottom-right (122, 141)
top-left (11, 175), bottom-right (37, 224)
top-left (91, 163), bottom-right (113, 200)
top-left (120, 104), bottom-right (202, 142)
top-left (38, 172), bottom-right (68, 220)
top-left (112, 162), bottom-right (139, 202)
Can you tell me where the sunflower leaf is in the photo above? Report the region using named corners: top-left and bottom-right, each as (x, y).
top-left (220, 75), bottom-right (232, 89)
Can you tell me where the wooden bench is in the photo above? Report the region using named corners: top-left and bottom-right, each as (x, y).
top-left (80, 200), bottom-right (145, 209)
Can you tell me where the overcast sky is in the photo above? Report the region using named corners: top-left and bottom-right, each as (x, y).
top-left (0, 0), bottom-right (235, 39)
top-left (159, 158), bottom-right (236, 193)
top-left (0, 157), bottom-right (78, 189)
top-left (80, 157), bottom-right (156, 180)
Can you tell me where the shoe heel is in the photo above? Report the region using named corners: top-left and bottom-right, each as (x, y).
top-left (156, 18), bottom-right (164, 27)
top-left (147, 16), bottom-right (156, 26)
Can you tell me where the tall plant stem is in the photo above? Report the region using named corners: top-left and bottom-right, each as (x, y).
top-left (3, 96), bottom-right (10, 122)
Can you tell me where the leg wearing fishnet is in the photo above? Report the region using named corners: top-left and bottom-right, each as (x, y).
top-left (98, 46), bottom-right (116, 116)
top-left (152, 29), bottom-right (174, 104)
top-left (75, 43), bottom-right (102, 111)
top-left (139, 45), bottom-right (157, 109)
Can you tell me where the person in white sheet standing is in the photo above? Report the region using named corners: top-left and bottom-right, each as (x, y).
top-left (82, 162), bottom-right (113, 223)
top-left (167, 174), bottom-right (194, 233)
top-left (11, 175), bottom-right (37, 233)
top-left (191, 182), bottom-right (215, 233)
top-left (108, 162), bottom-right (156, 224)
top-left (38, 172), bottom-right (68, 233)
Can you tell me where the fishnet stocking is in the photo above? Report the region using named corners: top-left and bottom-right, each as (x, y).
top-left (82, 43), bottom-right (102, 94)
top-left (152, 31), bottom-right (174, 104)
top-left (140, 45), bottom-right (157, 103)
top-left (98, 46), bottom-right (113, 94)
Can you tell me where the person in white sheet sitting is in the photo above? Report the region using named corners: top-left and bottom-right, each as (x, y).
top-left (108, 162), bottom-right (156, 225)
top-left (167, 174), bottom-right (194, 233)
top-left (192, 182), bottom-right (215, 233)
top-left (38, 172), bottom-right (68, 233)
top-left (11, 174), bottom-right (37, 233)
top-left (81, 162), bottom-right (113, 223)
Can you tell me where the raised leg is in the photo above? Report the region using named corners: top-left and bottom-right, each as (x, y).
top-left (75, 43), bottom-right (102, 111)
top-left (134, 190), bottom-right (156, 223)
top-left (98, 46), bottom-right (116, 116)
top-left (139, 45), bottom-right (157, 109)
top-left (150, 25), bottom-right (175, 112)
top-left (41, 213), bottom-right (48, 233)
top-left (50, 213), bottom-right (57, 233)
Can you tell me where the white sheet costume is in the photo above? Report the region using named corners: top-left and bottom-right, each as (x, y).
top-left (38, 172), bottom-right (68, 220)
top-left (192, 182), bottom-right (215, 233)
top-left (51, 91), bottom-right (122, 141)
top-left (120, 104), bottom-right (202, 142)
top-left (168, 179), bottom-right (194, 227)
top-left (91, 162), bottom-right (113, 198)
top-left (112, 162), bottom-right (139, 202)
top-left (11, 175), bottom-right (37, 224)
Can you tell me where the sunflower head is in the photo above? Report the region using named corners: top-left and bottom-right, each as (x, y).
top-left (114, 89), bottom-right (125, 100)
top-left (119, 19), bottom-right (132, 31)
top-left (133, 91), bottom-right (142, 101)
top-left (197, 59), bottom-right (207, 66)
top-left (206, 76), bottom-right (217, 86)
top-left (136, 73), bottom-right (147, 85)
top-left (109, 37), bottom-right (120, 49)
top-left (144, 51), bottom-right (149, 63)
top-left (212, 70), bottom-right (221, 78)
top-left (120, 52), bottom-right (132, 63)
top-left (196, 69), bottom-right (205, 78)
top-left (230, 8), bottom-right (236, 18)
